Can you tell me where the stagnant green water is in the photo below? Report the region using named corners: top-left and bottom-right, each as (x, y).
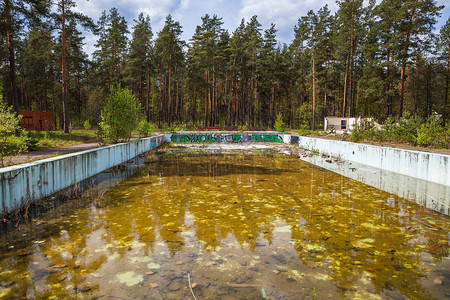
top-left (0, 151), bottom-right (449, 299)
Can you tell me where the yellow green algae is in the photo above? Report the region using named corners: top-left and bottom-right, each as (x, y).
top-left (0, 152), bottom-right (448, 299)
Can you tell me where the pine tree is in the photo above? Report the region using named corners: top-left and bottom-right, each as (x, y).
top-left (396, 0), bottom-right (443, 118)
top-left (52, 0), bottom-right (93, 132)
top-left (1, 0), bottom-right (47, 131)
top-left (126, 13), bottom-right (153, 120)
top-left (439, 17), bottom-right (449, 126)
top-left (94, 8), bottom-right (129, 90)
top-left (155, 15), bottom-right (184, 125)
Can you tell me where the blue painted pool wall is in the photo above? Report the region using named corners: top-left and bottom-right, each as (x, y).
top-left (0, 135), bottom-right (165, 214)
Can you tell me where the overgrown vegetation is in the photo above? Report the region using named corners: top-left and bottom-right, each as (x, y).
top-left (350, 117), bottom-right (449, 149)
top-left (99, 86), bottom-right (141, 143)
top-left (137, 120), bottom-right (156, 137)
top-left (274, 113), bottom-right (288, 132)
top-left (0, 100), bottom-right (23, 166)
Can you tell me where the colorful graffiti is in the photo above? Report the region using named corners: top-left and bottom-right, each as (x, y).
top-left (170, 134), bottom-right (283, 143)
top-left (151, 136), bottom-right (165, 148)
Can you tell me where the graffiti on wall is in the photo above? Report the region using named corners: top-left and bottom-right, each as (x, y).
top-left (170, 134), bottom-right (283, 143)
top-left (151, 136), bottom-right (165, 148)
top-left (290, 135), bottom-right (299, 145)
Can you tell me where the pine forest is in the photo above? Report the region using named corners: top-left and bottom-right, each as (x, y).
top-left (1, 0), bottom-right (449, 131)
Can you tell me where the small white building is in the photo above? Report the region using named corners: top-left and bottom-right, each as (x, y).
top-left (324, 116), bottom-right (377, 134)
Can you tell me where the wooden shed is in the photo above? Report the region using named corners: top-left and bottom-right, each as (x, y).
top-left (19, 110), bottom-right (53, 131)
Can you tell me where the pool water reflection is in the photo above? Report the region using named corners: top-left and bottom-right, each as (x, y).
top-left (0, 152), bottom-right (448, 299)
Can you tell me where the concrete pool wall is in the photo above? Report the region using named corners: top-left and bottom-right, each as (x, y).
top-left (293, 136), bottom-right (449, 187)
top-left (1, 132), bottom-right (448, 215)
top-left (164, 132), bottom-right (449, 186)
top-left (165, 131), bottom-right (288, 143)
top-left (0, 135), bottom-right (165, 214)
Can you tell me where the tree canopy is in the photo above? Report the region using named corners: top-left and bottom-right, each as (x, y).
top-left (0, 1), bottom-right (448, 130)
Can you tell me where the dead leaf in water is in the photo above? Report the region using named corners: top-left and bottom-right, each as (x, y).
top-left (52, 264), bottom-right (67, 268)
top-left (149, 283), bottom-right (159, 288)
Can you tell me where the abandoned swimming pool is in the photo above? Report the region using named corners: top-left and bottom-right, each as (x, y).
top-left (0, 146), bottom-right (448, 299)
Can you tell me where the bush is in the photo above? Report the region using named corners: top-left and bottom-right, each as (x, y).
top-left (99, 86), bottom-right (141, 143)
top-left (21, 131), bottom-right (39, 151)
top-left (416, 118), bottom-right (449, 148)
top-left (44, 130), bottom-right (55, 140)
top-left (83, 120), bottom-right (92, 130)
top-left (295, 123), bottom-right (312, 136)
top-left (0, 100), bottom-right (23, 166)
top-left (391, 116), bottom-right (422, 144)
top-left (162, 122), bottom-right (185, 133)
top-left (274, 113), bottom-right (288, 132)
top-left (137, 120), bottom-right (156, 137)
top-left (349, 116), bottom-right (449, 149)
top-left (238, 123), bottom-right (249, 132)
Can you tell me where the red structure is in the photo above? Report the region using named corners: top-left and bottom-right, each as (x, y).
top-left (19, 110), bottom-right (53, 131)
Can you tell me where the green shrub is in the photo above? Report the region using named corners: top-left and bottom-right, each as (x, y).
top-left (274, 113), bottom-right (288, 132)
top-left (416, 118), bottom-right (449, 148)
top-left (0, 100), bottom-right (23, 166)
top-left (137, 120), bottom-right (156, 137)
top-left (83, 120), bottom-right (92, 130)
top-left (162, 122), bottom-right (181, 133)
top-left (350, 124), bottom-right (364, 142)
top-left (21, 131), bottom-right (39, 151)
top-left (391, 116), bottom-right (422, 144)
top-left (295, 123), bottom-right (312, 136)
top-left (238, 123), bottom-right (249, 132)
top-left (99, 86), bottom-right (141, 143)
top-left (138, 120), bottom-right (149, 137)
top-left (44, 130), bottom-right (55, 140)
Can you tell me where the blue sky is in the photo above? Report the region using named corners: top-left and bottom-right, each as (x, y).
top-left (74, 0), bottom-right (449, 57)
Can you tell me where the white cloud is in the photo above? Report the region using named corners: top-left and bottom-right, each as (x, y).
top-left (239, 0), bottom-right (337, 27)
top-left (73, 0), bottom-right (448, 56)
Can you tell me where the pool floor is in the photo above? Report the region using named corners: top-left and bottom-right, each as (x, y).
top-left (0, 150), bottom-right (449, 299)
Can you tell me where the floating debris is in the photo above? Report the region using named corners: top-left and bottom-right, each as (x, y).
top-left (116, 271), bottom-right (144, 287)
top-left (51, 264), bottom-right (67, 269)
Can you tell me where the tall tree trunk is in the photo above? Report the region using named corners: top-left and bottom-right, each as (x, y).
top-left (146, 66), bottom-right (150, 122)
top-left (324, 44), bottom-right (328, 117)
top-left (205, 71), bottom-right (208, 126)
top-left (158, 65), bottom-right (163, 127)
top-left (443, 49), bottom-right (449, 126)
top-left (289, 56), bottom-right (297, 126)
top-left (5, 0), bottom-right (20, 136)
top-left (312, 37), bottom-right (316, 131)
top-left (168, 52), bottom-right (172, 124)
top-left (398, 2), bottom-right (417, 118)
top-left (61, 0), bottom-right (69, 133)
top-left (347, 4), bottom-right (355, 118)
top-left (386, 50), bottom-right (392, 117)
top-left (343, 52), bottom-right (350, 117)
top-left (139, 71), bottom-right (142, 107)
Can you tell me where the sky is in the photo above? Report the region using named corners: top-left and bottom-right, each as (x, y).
top-left (74, 0), bottom-right (450, 58)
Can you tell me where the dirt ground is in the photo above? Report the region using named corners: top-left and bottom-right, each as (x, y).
top-left (9, 142), bottom-right (100, 166)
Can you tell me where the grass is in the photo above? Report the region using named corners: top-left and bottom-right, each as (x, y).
top-left (28, 129), bottom-right (99, 150)
top-left (4, 129), bottom-right (99, 153)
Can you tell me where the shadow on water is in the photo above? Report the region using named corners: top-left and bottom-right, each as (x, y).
top-left (0, 151), bottom-right (448, 299)
top-left (0, 155), bottom-right (148, 241)
top-left (152, 154), bottom-right (295, 177)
